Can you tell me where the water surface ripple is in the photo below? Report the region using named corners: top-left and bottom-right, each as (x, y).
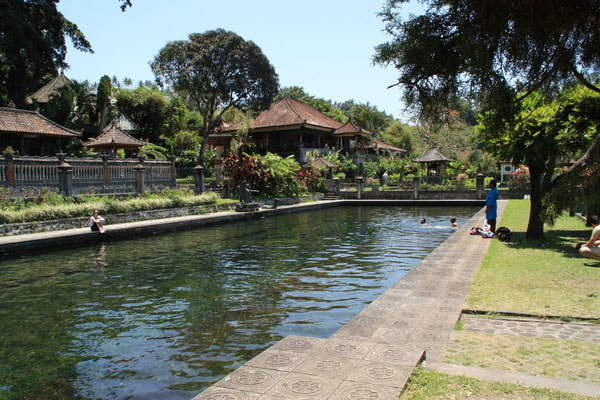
top-left (0, 205), bottom-right (477, 399)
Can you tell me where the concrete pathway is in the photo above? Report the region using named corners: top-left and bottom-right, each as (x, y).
top-left (192, 201), bottom-right (507, 400)
top-left (461, 315), bottom-right (600, 343)
top-left (426, 361), bottom-right (600, 397)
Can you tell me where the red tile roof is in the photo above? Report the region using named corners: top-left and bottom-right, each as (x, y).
top-left (0, 107), bottom-right (81, 138)
top-left (333, 120), bottom-right (372, 136)
top-left (221, 98), bottom-right (343, 133)
top-left (371, 138), bottom-right (406, 152)
top-left (84, 121), bottom-right (146, 149)
top-left (26, 72), bottom-right (73, 104)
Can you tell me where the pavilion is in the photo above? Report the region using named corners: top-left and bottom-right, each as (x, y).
top-left (370, 138), bottom-right (407, 159)
top-left (311, 157), bottom-right (339, 179)
top-left (212, 98), bottom-right (344, 163)
top-left (414, 148), bottom-right (454, 183)
top-left (0, 107), bottom-right (81, 155)
top-left (84, 121), bottom-right (146, 157)
top-left (25, 72), bottom-right (74, 105)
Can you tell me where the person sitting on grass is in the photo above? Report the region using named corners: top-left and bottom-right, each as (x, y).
top-left (579, 215), bottom-right (600, 262)
top-left (90, 209), bottom-right (105, 234)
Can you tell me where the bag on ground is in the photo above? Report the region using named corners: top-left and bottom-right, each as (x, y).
top-left (496, 227), bottom-right (512, 242)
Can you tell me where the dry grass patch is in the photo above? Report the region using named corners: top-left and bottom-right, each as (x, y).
top-left (400, 366), bottom-right (594, 400)
top-left (442, 331), bottom-right (600, 385)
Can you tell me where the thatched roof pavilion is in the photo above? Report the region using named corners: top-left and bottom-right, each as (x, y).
top-left (414, 149), bottom-right (454, 182)
top-left (84, 121), bottom-right (145, 153)
top-left (26, 72), bottom-right (74, 104)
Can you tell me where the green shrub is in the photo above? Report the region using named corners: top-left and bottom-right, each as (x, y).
top-left (0, 191), bottom-right (219, 224)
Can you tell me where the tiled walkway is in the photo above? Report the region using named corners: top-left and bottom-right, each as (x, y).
top-left (192, 202), bottom-right (507, 400)
top-left (461, 315), bottom-right (600, 343)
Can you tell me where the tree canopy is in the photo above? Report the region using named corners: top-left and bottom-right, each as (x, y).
top-left (151, 29), bottom-right (279, 166)
top-left (116, 87), bottom-right (186, 143)
top-left (0, 0), bottom-right (133, 107)
top-left (375, 0), bottom-right (600, 119)
top-left (478, 85), bottom-right (600, 237)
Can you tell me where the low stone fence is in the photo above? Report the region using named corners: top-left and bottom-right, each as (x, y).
top-left (340, 189), bottom-right (529, 200)
top-left (0, 155), bottom-right (176, 195)
top-left (0, 195), bottom-right (324, 236)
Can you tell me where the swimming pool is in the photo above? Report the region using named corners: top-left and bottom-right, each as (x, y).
top-left (0, 205), bottom-right (477, 399)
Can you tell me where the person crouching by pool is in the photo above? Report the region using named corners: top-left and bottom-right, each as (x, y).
top-left (450, 218), bottom-right (458, 230)
top-left (579, 215), bottom-right (600, 262)
top-left (90, 210), bottom-right (105, 233)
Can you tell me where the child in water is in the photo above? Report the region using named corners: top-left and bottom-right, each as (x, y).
top-left (451, 218), bottom-right (458, 230)
top-left (420, 217), bottom-right (427, 225)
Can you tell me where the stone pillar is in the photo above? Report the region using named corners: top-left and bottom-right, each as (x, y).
top-left (101, 155), bottom-right (109, 188)
top-left (356, 177), bottom-right (364, 199)
top-left (58, 162), bottom-right (74, 197)
top-left (134, 163), bottom-right (145, 194)
top-left (193, 165), bottom-right (205, 194)
top-left (476, 173), bottom-right (485, 199)
top-left (170, 156), bottom-right (176, 187)
top-left (297, 143), bottom-right (305, 164)
top-left (215, 162), bottom-right (224, 187)
top-left (413, 176), bottom-right (420, 199)
top-left (332, 177), bottom-right (340, 195)
top-left (5, 155), bottom-right (14, 185)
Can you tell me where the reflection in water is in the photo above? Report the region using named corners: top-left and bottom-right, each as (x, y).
top-left (94, 244), bottom-right (107, 269)
top-left (0, 206), bottom-right (477, 399)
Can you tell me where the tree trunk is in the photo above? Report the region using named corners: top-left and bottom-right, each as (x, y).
top-left (526, 166), bottom-right (545, 239)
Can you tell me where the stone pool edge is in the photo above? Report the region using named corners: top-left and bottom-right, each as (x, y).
top-left (191, 201), bottom-right (505, 400)
top-left (0, 199), bottom-right (484, 257)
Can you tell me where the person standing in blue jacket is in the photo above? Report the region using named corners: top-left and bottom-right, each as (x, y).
top-left (485, 179), bottom-right (499, 233)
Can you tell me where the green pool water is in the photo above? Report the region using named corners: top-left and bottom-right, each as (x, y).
top-left (0, 205), bottom-right (477, 399)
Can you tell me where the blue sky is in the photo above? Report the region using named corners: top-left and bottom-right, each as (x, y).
top-left (58, 0), bottom-right (422, 121)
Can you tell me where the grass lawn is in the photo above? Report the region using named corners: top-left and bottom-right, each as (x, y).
top-left (442, 331), bottom-right (600, 385)
top-left (466, 199), bottom-right (600, 318)
top-left (400, 366), bottom-right (594, 400)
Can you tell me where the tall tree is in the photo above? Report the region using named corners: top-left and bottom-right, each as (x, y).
top-left (375, 0), bottom-right (600, 120)
top-left (116, 87), bottom-right (186, 143)
top-left (351, 103), bottom-right (392, 133)
top-left (151, 29), bottom-right (279, 166)
top-left (0, 0), bottom-right (132, 107)
top-left (478, 86), bottom-right (599, 238)
top-left (96, 75), bottom-right (112, 126)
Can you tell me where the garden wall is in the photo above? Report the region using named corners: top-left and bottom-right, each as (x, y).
top-left (340, 189), bottom-right (529, 200)
top-left (0, 194), bottom-right (324, 236)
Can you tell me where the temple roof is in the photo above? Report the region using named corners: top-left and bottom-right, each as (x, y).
top-left (0, 107), bottom-right (81, 138)
top-left (414, 148), bottom-right (454, 163)
top-left (333, 120), bottom-right (372, 137)
top-left (311, 157), bottom-right (339, 169)
top-left (26, 72), bottom-right (73, 104)
top-left (221, 98), bottom-right (343, 133)
top-left (371, 138), bottom-right (407, 153)
top-left (84, 121), bottom-right (146, 149)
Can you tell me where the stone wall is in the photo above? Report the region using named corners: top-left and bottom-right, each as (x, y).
top-left (340, 189), bottom-right (528, 200)
top-left (0, 194), bottom-right (324, 236)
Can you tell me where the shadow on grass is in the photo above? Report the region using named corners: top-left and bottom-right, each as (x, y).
top-left (506, 229), bottom-right (590, 259)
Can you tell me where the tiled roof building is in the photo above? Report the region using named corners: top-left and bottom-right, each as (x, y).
top-left (0, 106), bottom-right (81, 155)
